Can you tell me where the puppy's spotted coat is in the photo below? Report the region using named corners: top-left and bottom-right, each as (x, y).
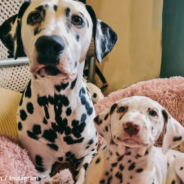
top-left (84, 96), bottom-right (184, 184)
top-left (0, 0), bottom-right (117, 183)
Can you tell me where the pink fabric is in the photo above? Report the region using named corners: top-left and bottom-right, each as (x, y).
top-left (95, 77), bottom-right (184, 125)
top-left (0, 134), bottom-right (37, 184)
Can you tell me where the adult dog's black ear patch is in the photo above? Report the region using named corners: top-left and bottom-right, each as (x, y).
top-left (0, 1), bottom-right (30, 59)
top-left (85, 5), bottom-right (118, 64)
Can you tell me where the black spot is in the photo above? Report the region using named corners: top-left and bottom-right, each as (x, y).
top-left (173, 136), bottom-right (182, 142)
top-left (53, 5), bottom-right (57, 11)
top-left (88, 139), bottom-right (94, 145)
top-left (58, 157), bottom-right (63, 162)
top-left (20, 110), bottom-right (27, 121)
top-left (110, 103), bottom-right (117, 114)
top-left (80, 95), bottom-right (86, 105)
top-left (94, 115), bottom-right (102, 125)
top-left (19, 94), bottom-right (24, 106)
top-left (145, 150), bottom-right (149, 155)
top-left (27, 131), bottom-right (38, 140)
top-left (72, 122), bottom-right (86, 138)
top-left (66, 108), bottom-right (72, 116)
top-left (55, 82), bottom-right (69, 92)
top-left (136, 168), bottom-right (143, 173)
top-left (128, 162), bottom-right (135, 170)
top-left (171, 180), bottom-right (175, 184)
top-left (81, 113), bottom-right (87, 122)
top-left (27, 102), bottom-right (34, 114)
top-left (62, 95), bottom-right (70, 106)
top-left (180, 167), bottom-right (183, 170)
top-left (115, 172), bottom-right (123, 183)
top-left (33, 125), bottom-right (42, 135)
top-left (105, 172), bottom-right (109, 176)
top-left (66, 151), bottom-right (72, 157)
top-left (128, 160), bottom-right (131, 163)
top-left (162, 110), bottom-right (168, 123)
top-left (95, 158), bottom-right (101, 164)
top-left (71, 76), bottom-right (77, 89)
top-left (107, 176), bottom-right (112, 184)
top-left (104, 113), bottom-right (109, 120)
top-left (130, 176), bottom-right (133, 179)
top-left (118, 155), bottom-right (124, 162)
top-left (35, 166), bottom-right (45, 172)
top-left (86, 146), bottom-right (89, 149)
top-left (48, 95), bottom-right (54, 104)
top-left (18, 122), bottom-right (22, 131)
top-left (126, 152), bottom-right (131, 155)
top-left (119, 164), bottom-right (124, 171)
top-left (42, 129), bottom-right (57, 142)
top-left (100, 179), bottom-right (105, 184)
top-left (25, 80), bottom-right (32, 98)
top-left (65, 7), bottom-right (70, 17)
top-left (34, 27), bottom-right (39, 36)
top-left (72, 120), bottom-right (79, 127)
top-left (112, 163), bottom-right (117, 167)
top-left (47, 143), bottom-right (58, 151)
top-left (93, 93), bottom-right (97, 98)
top-left (65, 126), bottom-right (72, 135)
top-left (43, 117), bottom-right (48, 124)
top-left (76, 35), bottom-right (80, 42)
top-left (64, 136), bottom-right (84, 145)
top-left (105, 126), bottom-right (108, 132)
top-left (83, 163), bottom-right (88, 170)
top-left (37, 95), bottom-right (48, 107)
top-left (35, 155), bottom-right (43, 167)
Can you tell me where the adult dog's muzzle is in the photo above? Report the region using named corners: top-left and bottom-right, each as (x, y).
top-left (35, 35), bottom-right (65, 66)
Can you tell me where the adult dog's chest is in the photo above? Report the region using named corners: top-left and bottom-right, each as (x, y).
top-left (17, 79), bottom-right (96, 157)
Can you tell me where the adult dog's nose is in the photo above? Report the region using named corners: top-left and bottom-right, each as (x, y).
top-left (123, 122), bottom-right (140, 136)
top-left (35, 35), bottom-right (65, 65)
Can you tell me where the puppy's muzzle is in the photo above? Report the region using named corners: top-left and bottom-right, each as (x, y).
top-left (123, 122), bottom-right (140, 136)
top-left (35, 35), bottom-right (65, 66)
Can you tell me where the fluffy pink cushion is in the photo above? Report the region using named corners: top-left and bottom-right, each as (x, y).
top-left (0, 135), bottom-right (37, 184)
top-left (95, 77), bottom-right (184, 151)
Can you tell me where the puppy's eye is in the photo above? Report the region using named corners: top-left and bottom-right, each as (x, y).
top-left (149, 110), bottom-right (157, 116)
top-left (30, 12), bottom-right (42, 23)
top-left (71, 15), bottom-right (83, 26)
top-left (117, 106), bottom-right (127, 113)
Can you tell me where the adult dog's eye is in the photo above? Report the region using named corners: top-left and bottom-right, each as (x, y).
top-left (117, 106), bottom-right (127, 113)
top-left (71, 15), bottom-right (83, 26)
top-left (30, 12), bottom-right (42, 23)
top-left (149, 110), bottom-right (157, 117)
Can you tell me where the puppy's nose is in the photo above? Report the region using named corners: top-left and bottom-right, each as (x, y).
top-left (35, 35), bottom-right (65, 64)
top-left (123, 122), bottom-right (140, 136)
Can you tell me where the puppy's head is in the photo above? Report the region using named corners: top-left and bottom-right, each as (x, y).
top-left (0, 0), bottom-right (117, 81)
top-left (94, 96), bottom-right (184, 154)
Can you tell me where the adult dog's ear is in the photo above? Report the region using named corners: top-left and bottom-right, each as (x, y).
top-left (94, 103), bottom-right (117, 144)
top-left (86, 5), bottom-right (118, 64)
top-left (162, 109), bottom-right (184, 154)
top-left (0, 1), bottom-right (30, 59)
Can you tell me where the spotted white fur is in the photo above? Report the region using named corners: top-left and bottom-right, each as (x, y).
top-left (0, 0), bottom-right (117, 183)
top-left (84, 96), bottom-right (184, 184)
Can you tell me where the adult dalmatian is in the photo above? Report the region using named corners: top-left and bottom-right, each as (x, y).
top-left (0, 0), bottom-right (117, 183)
top-left (84, 96), bottom-right (184, 184)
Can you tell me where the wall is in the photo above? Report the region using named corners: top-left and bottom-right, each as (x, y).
top-left (87, 0), bottom-right (163, 95)
top-left (160, 0), bottom-right (184, 78)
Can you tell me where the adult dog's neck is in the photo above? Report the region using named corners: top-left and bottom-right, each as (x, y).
top-left (31, 62), bottom-right (85, 98)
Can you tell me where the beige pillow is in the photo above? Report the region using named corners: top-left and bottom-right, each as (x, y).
top-left (0, 88), bottom-right (22, 137)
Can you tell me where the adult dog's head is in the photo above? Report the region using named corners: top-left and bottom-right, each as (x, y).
top-left (94, 96), bottom-right (184, 154)
top-left (0, 0), bottom-right (117, 81)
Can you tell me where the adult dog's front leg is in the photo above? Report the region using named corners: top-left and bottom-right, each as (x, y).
top-left (74, 152), bottom-right (96, 184)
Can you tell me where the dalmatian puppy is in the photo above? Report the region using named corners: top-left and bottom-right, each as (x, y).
top-left (84, 96), bottom-right (184, 184)
top-left (0, 0), bottom-right (117, 183)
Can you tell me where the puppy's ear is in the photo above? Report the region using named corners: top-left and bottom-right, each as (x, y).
top-left (0, 1), bottom-right (30, 59)
top-left (85, 5), bottom-right (118, 64)
top-left (94, 103), bottom-right (117, 143)
top-left (162, 109), bottom-right (184, 154)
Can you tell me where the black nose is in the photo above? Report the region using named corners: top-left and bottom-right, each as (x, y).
top-left (35, 35), bottom-right (65, 65)
top-left (123, 122), bottom-right (140, 136)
